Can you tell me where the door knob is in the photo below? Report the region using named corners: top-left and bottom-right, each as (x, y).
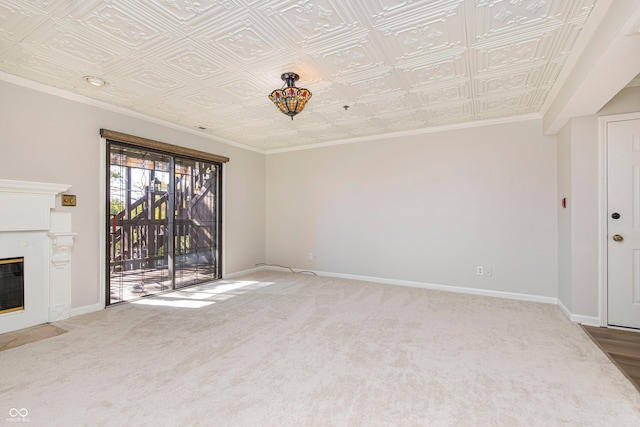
top-left (612, 213), bottom-right (621, 219)
top-left (613, 234), bottom-right (624, 242)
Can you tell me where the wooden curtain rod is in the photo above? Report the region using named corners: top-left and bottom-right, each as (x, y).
top-left (100, 129), bottom-right (230, 164)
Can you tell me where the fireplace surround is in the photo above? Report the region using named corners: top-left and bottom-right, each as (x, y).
top-left (0, 179), bottom-right (76, 334)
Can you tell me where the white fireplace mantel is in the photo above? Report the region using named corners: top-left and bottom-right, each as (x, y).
top-left (0, 179), bottom-right (71, 195)
top-left (0, 179), bottom-right (70, 232)
top-left (0, 179), bottom-right (76, 333)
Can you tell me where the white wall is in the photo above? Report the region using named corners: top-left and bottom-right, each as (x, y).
top-left (1, 75), bottom-right (635, 320)
top-left (556, 116), bottom-right (600, 321)
top-left (0, 79), bottom-right (266, 310)
top-left (557, 85), bottom-right (640, 322)
top-left (557, 124), bottom-right (572, 310)
top-left (599, 86), bottom-right (640, 116)
top-left (266, 119), bottom-right (558, 298)
top-left (569, 116), bottom-right (600, 318)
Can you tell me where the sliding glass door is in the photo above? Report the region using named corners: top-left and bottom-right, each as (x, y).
top-left (107, 142), bottom-right (221, 304)
top-left (174, 158), bottom-right (220, 288)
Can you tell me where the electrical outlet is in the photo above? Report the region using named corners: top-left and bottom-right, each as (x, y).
top-left (476, 266), bottom-right (483, 276)
top-left (307, 252), bottom-right (313, 260)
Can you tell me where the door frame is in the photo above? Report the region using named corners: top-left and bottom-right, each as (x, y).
top-left (99, 135), bottom-right (227, 308)
top-left (100, 136), bottom-right (107, 309)
top-left (599, 112), bottom-right (640, 327)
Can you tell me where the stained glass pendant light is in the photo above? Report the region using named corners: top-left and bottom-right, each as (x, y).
top-left (268, 72), bottom-right (312, 120)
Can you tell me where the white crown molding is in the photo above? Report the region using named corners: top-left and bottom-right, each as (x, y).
top-left (2, 70), bottom-right (546, 157)
top-left (0, 71), bottom-right (265, 155)
top-left (265, 113), bottom-right (542, 154)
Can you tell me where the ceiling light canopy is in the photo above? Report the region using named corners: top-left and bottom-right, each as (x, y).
top-left (268, 72), bottom-right (312, 120)
top-left (83, 75), bottom-right (108, 87)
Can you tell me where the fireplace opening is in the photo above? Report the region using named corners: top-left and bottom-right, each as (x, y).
top-left (0, 257), bottom-right (24, 315)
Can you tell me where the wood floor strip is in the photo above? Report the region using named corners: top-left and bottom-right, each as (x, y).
top-left (593, 338), bottom-right (640, 358)
top-left (582, 325), bottom-right (640, 393)
top-left (0, 324), bottom-right (67, 352)
top-left (616, 362), bottom-right (640, 383)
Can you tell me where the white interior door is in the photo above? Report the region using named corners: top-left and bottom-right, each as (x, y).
top-left (608, 118), bottom-right (640, 329)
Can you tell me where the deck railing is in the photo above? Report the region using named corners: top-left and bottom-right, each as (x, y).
top-left (110, 184), bottom-right (214, 272)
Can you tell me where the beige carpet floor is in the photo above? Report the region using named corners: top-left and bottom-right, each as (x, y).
top-left (1, 270), bottom-right (639, 426)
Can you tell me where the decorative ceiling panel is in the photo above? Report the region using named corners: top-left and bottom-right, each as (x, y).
top-left (414, 81), bottom-right (471, 106)
top-left (0, 0), bottom-right (601, 151)
top-left (148, 0), bottom-right (240, 29)
top-left (368, 0), bottom-right (467, 62)
top-left (396, 55), bottom-right (468, 87)
top-left (63, 2), bottom-right (170, 49)
top-left (268, 0), bottom-right (360, 42)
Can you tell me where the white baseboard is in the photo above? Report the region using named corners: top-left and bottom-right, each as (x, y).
top-left (67, 267), bottom-right (600, 327)
top-left (326, 270), bottom-right (559, 304)
top-left (571, 314), bottom-right (601, 326)
top-left (258, 265), bottom-right (557, 305)
top-left (223, 266), bottom-right (264, 279)
top-left (70, 303), bottom-right (103, 318)
top-left (557, 299), bottom-right (601, 326)
top-left (557, 299), bottom-right (572, 320)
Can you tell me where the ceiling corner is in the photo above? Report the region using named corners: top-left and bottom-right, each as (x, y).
top-left (542, 0), bottom-right (640, 135)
